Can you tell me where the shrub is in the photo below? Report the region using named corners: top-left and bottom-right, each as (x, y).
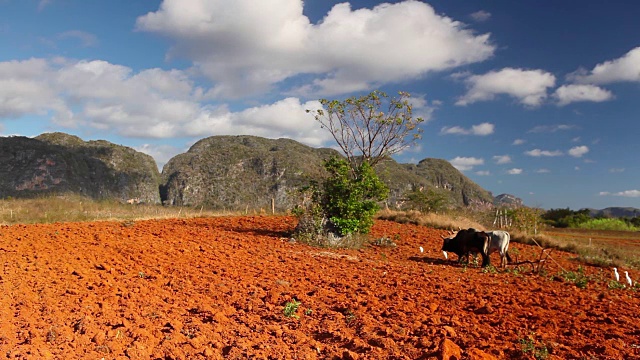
top-left (320, 157), bottom-right (388, 236)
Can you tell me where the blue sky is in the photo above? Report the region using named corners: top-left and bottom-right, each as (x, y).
top-left (1, 0), bottom-right (639, 210)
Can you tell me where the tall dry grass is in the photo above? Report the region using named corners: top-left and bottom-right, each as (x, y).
top-left (0, 195), bottom-right (256, 225)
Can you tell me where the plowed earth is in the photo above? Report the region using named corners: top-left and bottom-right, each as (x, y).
top-left (0, 216), bottom-right (639, 359)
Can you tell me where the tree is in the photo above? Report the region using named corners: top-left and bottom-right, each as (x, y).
top-left (293, 90), bottom-right (424, 243)
top-left (403, 186), bottom-right (448, 213)
top-left (307, 90), bottom-right (424, 170)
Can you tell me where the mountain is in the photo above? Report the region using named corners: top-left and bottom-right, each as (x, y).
top-left (0, 133), bottom-right (161, 203)
top-left (0, 132), bottom-right (513, 211)
top-left (587, 207), bottom-right (640, 218)
top-left (494, 193), bottom-right (524, 208)
top-left (160, 135), bottom-right (341, 210)
top-left (160, 135), bottom-right (495, 210)
top-left (402, 158), bottom-right (495, 208)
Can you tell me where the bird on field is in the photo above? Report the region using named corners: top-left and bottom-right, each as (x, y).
top-left (625, 271), bottom-right (633, 287)
top-left (613, 267), bottom-right (620, 282)
top-left (419, 246), bottom-right (424, 253)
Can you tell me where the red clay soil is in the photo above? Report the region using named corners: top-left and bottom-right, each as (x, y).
top-left (0, 216), bottom-right (639, 359)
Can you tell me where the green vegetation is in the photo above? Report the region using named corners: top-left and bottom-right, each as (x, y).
top-left (542, 207), bottom-right (640, 230)
top-left (518, 333), bottom-right (549, 360)
top-left (576, 218), bottom-right (639, 231)
top-left (283, 300), bottom-right (301, 319)
top-left (559, 266), bottom-right (589, 289)
top-left (320, 157), bottom-right (388, 235)
top-left (401, 186), bottom-right (448, 213)
top-left (294, 90), bottom-right (423, 244)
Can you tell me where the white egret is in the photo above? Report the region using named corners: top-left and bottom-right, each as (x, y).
top-left (419, 246), bottom-right (424, 253)
top-left (625, 271), bottom-right (633, 287)
top-left (613, 267), bottom-right (620, 282)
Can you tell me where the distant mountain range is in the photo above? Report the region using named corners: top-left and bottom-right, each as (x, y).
top-left (0, 132), bottom-right (530, 211)
top-left (587, 207), bottom-right (640, 218)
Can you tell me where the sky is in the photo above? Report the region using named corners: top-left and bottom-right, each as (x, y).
top-left (1, 0), bottom-right (639, 211)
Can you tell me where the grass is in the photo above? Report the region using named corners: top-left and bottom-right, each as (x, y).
top-left (375, 209), bottom-right (484, 231)
top-left (0, 194), bottom-right (250, 225)
top-left (577, 218), bottom-right (639, 231)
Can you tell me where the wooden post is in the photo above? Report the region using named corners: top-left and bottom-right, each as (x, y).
top-left (271, 198), bottom-right (275, 214)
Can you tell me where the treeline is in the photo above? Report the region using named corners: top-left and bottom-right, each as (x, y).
top-left (542, 208), bottom-right (640, 231)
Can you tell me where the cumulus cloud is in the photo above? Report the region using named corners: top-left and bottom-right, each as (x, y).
top-left (535, 168), bottom-right (550, 173)
top-left (470, 10), bottom-right (491, 22)
top-left (507, 168), bottom-right (523, 175)
top-left (568, 145), bottom-right (589, 158)
top-left (609, 168), bottom-right (625, 173)
top-left (449, 156), bottom-right (484, 171)
top-left (136, 0), bottom-right (495, 98)
top-left (525, 149), bottom-right (563, 157)
top-left (570, 46), bottom-right (640, 84)
top-left (456, 68), bottom-right (556, 107)
top-left (554, 84), bottom-right (613, 106)
top-left (493, 155), bottom-right (511, 164)
top-left (512, 139), bottom-right (525, 145)
top-left (599, 190), bottom-right (640, 198)
top-left (475, 170), bottom-right (490, 176)
top-left (0, 58), bottom-right (66, 118)
top-left (0, 58), bottom-right (333, 146)
top-left (440, 122), bottom-right (494, 136)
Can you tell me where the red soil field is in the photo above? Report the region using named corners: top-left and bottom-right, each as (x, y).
top-left (0, 216), bottom-right (638, 359)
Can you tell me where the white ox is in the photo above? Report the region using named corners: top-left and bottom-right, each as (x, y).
top-left (484, 230), bottom-right (512, 268)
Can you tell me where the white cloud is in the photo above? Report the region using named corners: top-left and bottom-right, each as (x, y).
top-left (599, 190), bottom-right (640, 198)
top-left (507, 168), bottom-right (523, 175)
top-left (440, 126), bottom-right (466, 135)
top-left (449, 156), bottom-right (484, 171)
top-left (493, 155), bottom-right (511, 164)
top-left (525, 149), bottom-right (563, 157)
top-left (0, 58), bottom-right (66, 118)
top-left (472, 122), bottom-right (494, 135)
top-left (570, 46), bottom-right (640, 84)
top-left (456, 68), bottom-right (556, 107)
top-left (609, 168), bottom-right (625, 173)
top-left (512, 139), bottom-right (525, 145)
top-left (0, 58), bottom-right (333, 147)
top-left (475, 170), bottom-right (490, 176)
top-left (470, 10), bottom-right (491, 22)
top-left (568, 145), bottom-right (589, 158)
top-left (441, 122), bottom-right (494, 136)
top-left (136, 0), bottom-right (495, 98)
top-left (135, 143), bottom-right (185, 170)
top-left (554, 84), bottom-right (613, 106)
top-left (535, 168), bottom-right (550, 173)
top-left (528, 124), bottom-right (575, 133)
